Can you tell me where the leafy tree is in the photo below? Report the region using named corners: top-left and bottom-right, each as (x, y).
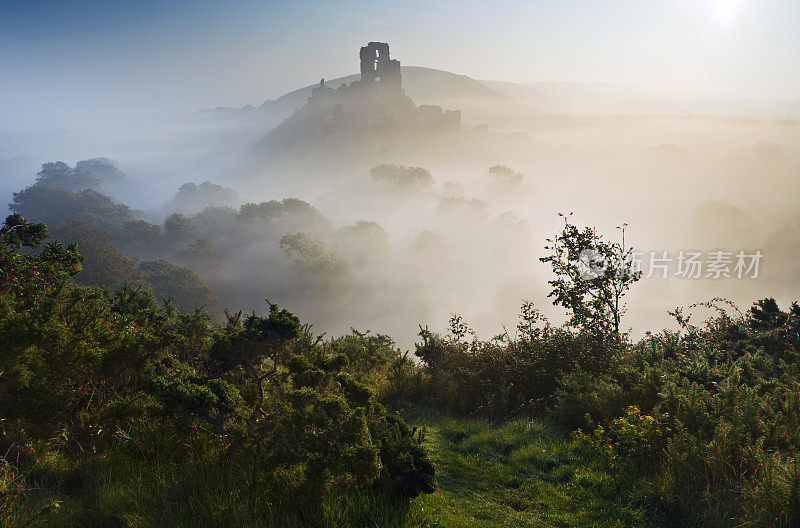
top-left (73, 158), bottom-right (126, 187)
top-left (340, 220), bottom-right (389, 242)
top-left (0, 213), bottom-right (47, 248)
top-left (437, 196), bottom-right (488, 216)
top-left (11, 184), bottom-right (133, 231)
top-left (178, 237), bottom-right (225, 275)
top-left (238, 198), bottom-right (330, 233)
top-left (164, 213), bottom-right (200, 244)
top-left (488, 164), bottom-right (522, 185)
top-left (138, 259), bottom-right (219, 311)
top-left (540, 215), bottom-right (641, 339)
top-left (280, 232), bottom-right (348, 277)
top-left (149, 302), bottom-right (434, 500)
top-left (0, 215), bottom-right (95, 448)
top-left (325, 329), bottom-right (399, 380)
top-left (33, 159), bottom-right (125, 193)
top-left (51, 221), bottom-right (150, 290)
top-left (337, 221), bottom-right (390, 264)
top-left (35, 161), bottom-right (97, 191)
top-left (35, 161), bottom-right (73, 183)
top-left (370, 164), bottom-right (433, 187)
top-left (111, 219), bottom-right (165, 257)
top-left (163, 182), bottom-right (240, 215)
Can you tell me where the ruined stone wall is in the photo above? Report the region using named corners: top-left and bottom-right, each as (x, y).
top-left (359, 42), bottom-right (401, 91)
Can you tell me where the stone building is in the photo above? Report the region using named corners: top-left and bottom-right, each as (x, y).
top-left (359, 42), bottom-right (402, 91)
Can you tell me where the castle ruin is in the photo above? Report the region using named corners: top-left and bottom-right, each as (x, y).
top-left (301, 42), bottom-right (460, 134)
top-left (359, 42), bottom-right (402, 91)
top-left (257, 42), bottom-right (461, 158)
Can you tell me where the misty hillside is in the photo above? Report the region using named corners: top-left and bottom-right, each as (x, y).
top-left (203, 67), bottom-right (799, 128)
top-left (265, 67), bottom-right (506, 108)
top-left (207, 66), bottom-right (536, 128)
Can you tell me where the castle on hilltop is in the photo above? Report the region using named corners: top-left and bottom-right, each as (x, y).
top-left (254, 42), bottom-right (461, 160)
top-left (307, 42), bottom-right (460, 131)
top-left (310, 42), bottom-right (405, 98)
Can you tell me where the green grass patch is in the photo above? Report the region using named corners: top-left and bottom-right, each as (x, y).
top-left (4, 412), bottom-right (665, 527)
top-left (403, 409), bottom-right (650, 528)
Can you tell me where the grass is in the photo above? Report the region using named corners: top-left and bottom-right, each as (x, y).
top-left (402, 409), bottom-right (651, 528)
top-left (2, 412), bottom-right (662, 528)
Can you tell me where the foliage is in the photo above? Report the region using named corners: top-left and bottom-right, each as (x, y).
top-left (164, 213), bottom-right (200, 243)
top-left (540, 215), bottom-right (641, 339)
top-left (138, 259), bottom-right (219, 311)
top-left (405, 411), bottom-right (649, 527)
top-left (51, 221), bottom-right (150, 289)
top-left (488, 164), bottom-right (522, 185)
top-left (406, 277), bottom-right (800, 526)
top-left (436, 196), bottom-right (488, 216)
top-left (5, 201), bottom-right (800, 527)
top-left (238, 198), bottom-right (330, 232)
top-left (280, 232), bottom-right (349, 277)
top-left (73, 158), bottom-right (126, 186)
top-left (177, 237), bottom-right (225, 275)
top-left (11, 184), bottom-right (134, 232)
top-left (412, 309), bottom-right (613, 419)
top-left (1, 217), bottom-right (435, 526)
top-left (0, 214), bottom-right (47, 248)
top-left (35, 161), bottom-right (97, 192)
top-left (571, 406), bottom-right (668, 468)
top-left (370, 164), bottom-right (433, 187)
top-left (554, 298), bottom-right (800, 526)
top-left (163, 181), bottom-right (240, 214)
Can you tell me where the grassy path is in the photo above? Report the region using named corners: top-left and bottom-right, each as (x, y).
top-left (4, 412), bottom-right (659, 527)
top-left (401, 412), bottom-right (651, 528)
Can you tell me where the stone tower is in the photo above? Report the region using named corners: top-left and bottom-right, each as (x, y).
top-left (359, 42), bottom-right (401, 91)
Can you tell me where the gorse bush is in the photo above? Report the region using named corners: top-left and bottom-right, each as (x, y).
top-left (571, 406), bottom-right (668, 469)
top-left (409, 299), bottom-right (617, 420)
top-left (551, 298), bottom-right (800, 526)
top-left (4, 211), bottom-right (800, 528)
top-left (0, 215), bottom-right (435, 526)
top-left (402, 262), bottom-right (800, 526)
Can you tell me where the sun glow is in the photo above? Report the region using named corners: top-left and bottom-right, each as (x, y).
top-left (707, 0), bottom-right (748, 28)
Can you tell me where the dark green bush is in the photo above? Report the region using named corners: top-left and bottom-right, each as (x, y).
top-left (0, 216), bottom-right (435, 526)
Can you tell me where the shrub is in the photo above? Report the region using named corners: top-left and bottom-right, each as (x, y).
top-left (1, 216), bottom-right (436, 527)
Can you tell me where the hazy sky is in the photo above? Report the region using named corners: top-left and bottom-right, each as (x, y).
top-left (2, 0), bottom-right (799, 126)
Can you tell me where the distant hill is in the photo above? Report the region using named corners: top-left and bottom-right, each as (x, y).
top-left (197, 67), bottom-right (800, 136)
top-left (400, 67), bottom-right (538, 126)
top-left (253, 70), bottom-right (800, 123)
top-left (250, 68), bottom-right (465, 164)
top-left (203, 67), bottom-right (538, 129)
top-left (482, 80), bottom-right (800, 120)
top-left (262, 67), bottom-right (506, 109)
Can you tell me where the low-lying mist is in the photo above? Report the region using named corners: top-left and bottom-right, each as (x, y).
top-left (4, 81), bottom-right (799, 349)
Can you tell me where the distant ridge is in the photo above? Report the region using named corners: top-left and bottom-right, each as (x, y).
top-left (202, 66), bottom-right (538, 127)
top-left (200, 68), bottom-right (800, 124)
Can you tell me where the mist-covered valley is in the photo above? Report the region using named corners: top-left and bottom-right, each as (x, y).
top-left (4, 59), bottom-right (799, 349)
top-left (5, 0), bottom-right (800, 523)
